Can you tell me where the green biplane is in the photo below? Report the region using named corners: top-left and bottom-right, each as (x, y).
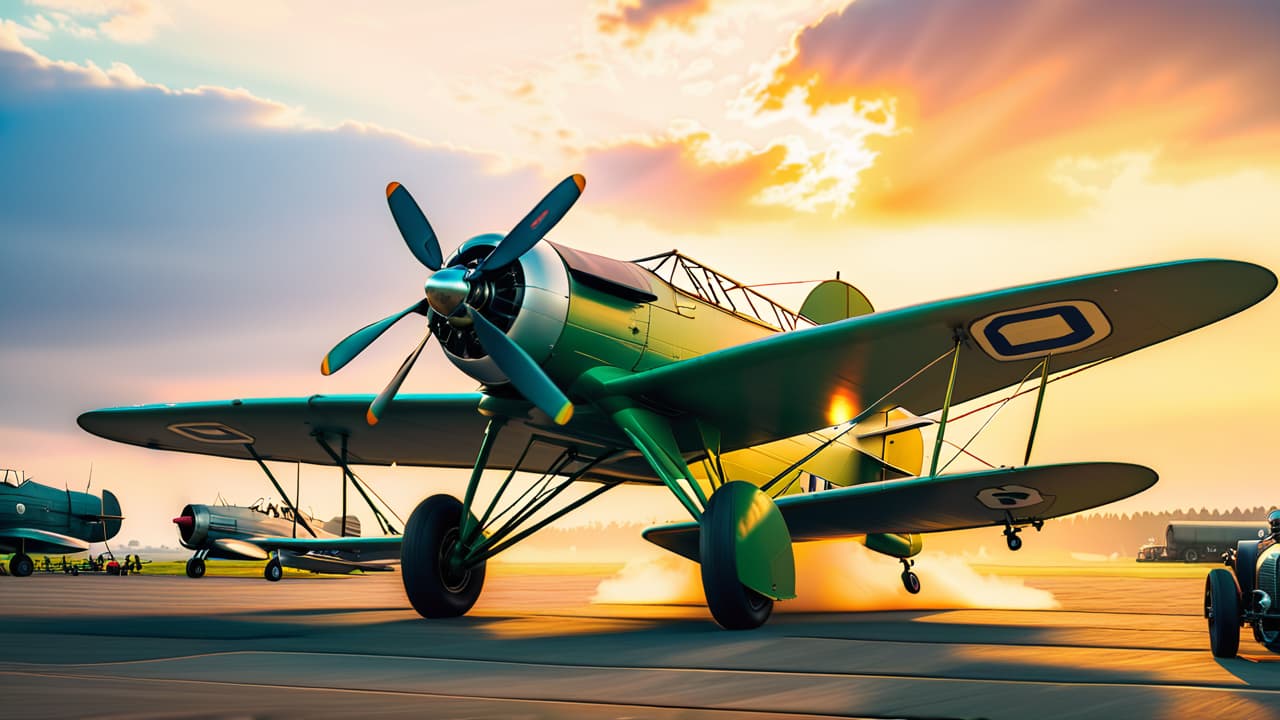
top-left (78, 175), bottom-right (1274, 629)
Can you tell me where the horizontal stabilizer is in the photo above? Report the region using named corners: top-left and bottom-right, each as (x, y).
top-left (643, 462), bottom-right (1156, 562)
top-left (0, 528), bottom-right (91, 555)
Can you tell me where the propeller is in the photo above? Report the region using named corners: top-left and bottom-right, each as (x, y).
top-left (322, 174), bottom-right (586, 426)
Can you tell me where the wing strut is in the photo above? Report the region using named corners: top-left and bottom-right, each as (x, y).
top-left (927, 332), bottom-right (965, 477)
top-left (244, 444), bottom-right (318, 538)
top-left (311, 433), bottom-right (401, 536)
top-left (1023, 356), bottom-right (1052, 466)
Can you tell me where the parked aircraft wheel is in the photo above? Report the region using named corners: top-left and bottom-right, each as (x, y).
top-left (700, 485), bottom-right (774, 630)
top-left (1006, 533), bottom-right (1022, 552)
top-left (901, 570), bottom-right (922, 594)
top-left (10, 553), bottom-right (34, 577)
top-left (185, 557), bottom-right (206, 579)
top-left (264, 558), bottom-right (283, 582)
top-left (1184, 548), bottom-right (1200, 563)
top-left (402, 494), bottom-right (486, 619)
top-left (1205, 568), bottom-right (1240, 658)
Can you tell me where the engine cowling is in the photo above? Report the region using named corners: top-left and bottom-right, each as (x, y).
top-left (428, 235), bottom-right (570, 389)
top-left (172, 504), bottom-right (212, 549)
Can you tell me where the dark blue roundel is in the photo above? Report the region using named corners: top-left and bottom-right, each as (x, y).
top-left (983, 305), bottom-right (1094, 356)
top-left (971, 300), bottom-right (1111, 361)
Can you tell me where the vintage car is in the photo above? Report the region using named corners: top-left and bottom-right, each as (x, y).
top-left (1204, 510), bottom-right (1280, 657)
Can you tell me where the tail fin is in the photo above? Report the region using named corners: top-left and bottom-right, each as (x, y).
top-left (322, 515), bottom-right (361, 537)
top-left (100, 489), bottom-right (123, 540)
top-left (799, 279), bottom-right (873, 325)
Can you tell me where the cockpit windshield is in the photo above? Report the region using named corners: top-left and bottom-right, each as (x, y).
top-left (1, 469), bottom-right (28, 487)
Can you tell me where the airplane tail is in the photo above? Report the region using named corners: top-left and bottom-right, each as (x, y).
top-left (322, 515), bottom-right (361, 537)
top-left (798, 278), bottom-right (873, 325)
top-left (847, 409), bottom-right (928, 484)
top-left (100, 489), bottom-right (123, 540)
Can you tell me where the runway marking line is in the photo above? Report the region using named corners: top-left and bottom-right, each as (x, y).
top-left (5, 649), bottom-right (1280, 696)
top-left (0, 670), bottom-right (857, 719)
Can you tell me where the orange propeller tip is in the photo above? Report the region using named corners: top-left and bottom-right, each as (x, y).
top-left (386, 181), bottom-right (401, 198)
top-left (320, 356), bottom-right (332, 376)
top-left (366, 408), bottom-right (380, 426)
top-left (554, 403), bottom-right (574, 426)
top-left (571, 174), bottom-right (585, 192)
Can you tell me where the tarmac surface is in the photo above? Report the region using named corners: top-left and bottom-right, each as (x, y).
top-left (2, 567), bottom-right (1279, 719)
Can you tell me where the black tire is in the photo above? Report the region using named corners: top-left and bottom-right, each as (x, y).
top-left (264, 558), bottom-right (283, 582)
top-left (185, 557), bottom-right (206, 579)
top-left (10, 553), bottom-right (33, 578)
top-left (700, 484), bottom-right (774, 630)
top-left (902, 571), bottom-right (922, 594)
top-left (1007, 533), bottom-right (1023, 552)
top-left (1205, 568), bottom-right (1240, 658)
top-left (401, 495), bottom-right (486, 619)
top-left (1185, 548), bottom-right (1200, 563)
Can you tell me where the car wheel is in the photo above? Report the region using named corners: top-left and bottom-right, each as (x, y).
top-left (1205, 568), bottom-right (1240, 658)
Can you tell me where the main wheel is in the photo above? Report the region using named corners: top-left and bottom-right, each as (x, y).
top-left (401, 495), bottom-right (486, 618)
top-left (700, 485), bottom-right (774, 630)
top-left (1184, 548), bottom-right (1200, 563)
top-left (901, 570), bottom-right (922, 594)
top-left (1205, 568), bottom-right (1240, 658)
top-left (264, 558), bottom-right (283, 582)
top-left (10, 553), bottom-right (33, 577)
top-left (185, 557), bottom-right (206, 579)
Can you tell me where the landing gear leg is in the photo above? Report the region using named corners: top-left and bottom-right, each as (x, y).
top-left (900, 558), bottom-right (921, 594)
top-left (1003, 513), bottom-right (1024, 551)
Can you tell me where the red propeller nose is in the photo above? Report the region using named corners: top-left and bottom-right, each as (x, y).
top-left (172, 515), bottom-right (192, 530)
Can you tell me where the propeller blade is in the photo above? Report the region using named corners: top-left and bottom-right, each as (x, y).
top-left (472, 174), bottom-right (585, 278)
top-left (387, 182), bottom-right (443, 271)
top-left (367, 332), bottom-right (431, 426)
top-left (468, 307), bottom-right (573, 425)
top-left (321, 300), bottom-right (427, 376)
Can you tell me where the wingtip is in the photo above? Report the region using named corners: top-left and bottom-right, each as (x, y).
top-left (571, 174), bottom-right (585, 192)
top-left (386, 181), bottom-right (401, 199)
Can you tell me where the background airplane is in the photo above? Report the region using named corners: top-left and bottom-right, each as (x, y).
top-left (173, 498), bottom-right (399, 581)
top-left (78, 175), bottom-right (1275, 629)
top-left (0, 468), bottom-right (123, 577)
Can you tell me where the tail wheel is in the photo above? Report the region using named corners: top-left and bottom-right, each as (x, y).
top-left (401, 494), bottom-right (486, 618)
top-left (700, 485), bottom-right (774, 630)
top-left (1205, 568), bottom-right (1240, 658)
top-left (9, 553), bottom-right (33, 577)
top-left (185, 557), bottom-right (206, 579)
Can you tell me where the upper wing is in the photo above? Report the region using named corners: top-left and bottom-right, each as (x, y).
top-left (0, 528), bottom-right (91, 554)
top-left (78, 393), bottom-right (504, 467)
top-left (643, 461), bottom-right (1157, 561)
top-left (605, 259), bottom-right (1274, 452)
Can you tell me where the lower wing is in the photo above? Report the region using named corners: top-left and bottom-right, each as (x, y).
top-left (0, 528), bottom-right (92, 554)
top-left (643, 462), bottom-right (1156, 561)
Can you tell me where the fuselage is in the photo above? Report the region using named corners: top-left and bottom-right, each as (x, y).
top-left (433, 238), bottom-right (904, 493)
top-left (0, 470), bottom-right (122, 553)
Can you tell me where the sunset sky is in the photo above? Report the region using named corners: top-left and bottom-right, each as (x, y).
top-left (2, 0), bottom-right (1279, 548)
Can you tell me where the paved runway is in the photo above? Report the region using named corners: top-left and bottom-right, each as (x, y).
top-left (2, 567), bottom-right (1278, 719)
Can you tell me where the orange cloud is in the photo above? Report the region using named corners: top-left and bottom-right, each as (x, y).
top-left (759, 0), bottom-right (1280, 220)
top-left (598, 0), bottom-right (712, 38)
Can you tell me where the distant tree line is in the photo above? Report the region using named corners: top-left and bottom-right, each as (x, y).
top-left (1055, 506), bottom-right (1277, 556)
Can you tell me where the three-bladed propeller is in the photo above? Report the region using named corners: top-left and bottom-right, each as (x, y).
top-left (322, 175), bottom-right (586, 426)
